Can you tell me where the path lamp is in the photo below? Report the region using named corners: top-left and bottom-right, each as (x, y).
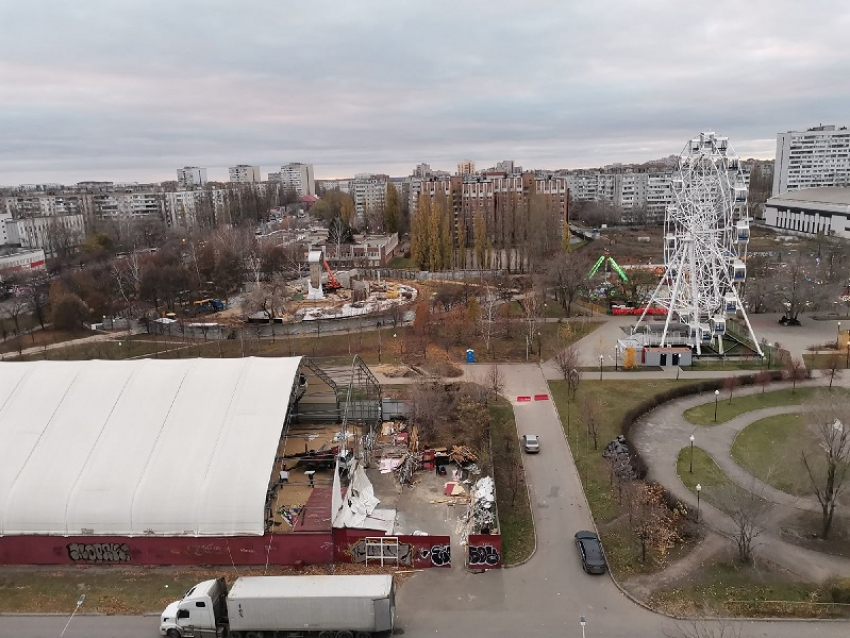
top-left (713, 389), bottom-right (720, 422)
top-left (839, 322), bottom-right (842, 350)
top-left (537, 331), bottom-right (542, 364)
top-left (60, 594), bottom-right (85, 638)
top-left (580, 615), bottom-right (586, 638)
top-left (689, 434), bottom-right (695, 473)
top-left (599, 354), bottom-right (604, 381)
top-left (615, 345), bottom-right (619, 371)
top-left (696, 483), bottom-right (702, 523)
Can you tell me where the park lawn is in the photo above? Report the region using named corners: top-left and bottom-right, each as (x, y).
top-left (490, 401), bottom-right (535, 566)
top-left (804, 352), bottom-right (850, 371)
top-left (682, 387), bottom-right (829, 426)
top-left (690, 358), bottom-right (779, 371)
top-left (731, 413), bottom-right (836, 497)
top-left (649, 560), bottom-right (842, 618)
top-left (550, 378), bottom-right (691, 576)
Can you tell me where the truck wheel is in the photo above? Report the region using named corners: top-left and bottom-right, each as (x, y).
top-left (166, 630), bottom-right (181, 638)
top-left (336, 632), bottom-right (354, 638)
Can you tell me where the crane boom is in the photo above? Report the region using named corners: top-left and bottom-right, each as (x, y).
top-left (322, 256), bottom-right (342, 291)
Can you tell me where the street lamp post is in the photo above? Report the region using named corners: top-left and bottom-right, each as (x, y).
top-left (689, 434), bottom-right (695, 473)
top-left (537, 331), bottom-right (542, 364)
top-left (696, 483), bottom-right (702, 523)
top-left (839, 322), bottom-right (842, 350)
top-left (60, 594), bottom-right (85, 638)
top-left (713, 389), bottom-right (720, 422)
top-left (580, 615), bottom-right (586, 638)
top-left (846, 340), bottom-right (849, 370)
top-left (599, 354), bottom-right (604, 381)
top-left (615, 345), bottom-right (619, 371)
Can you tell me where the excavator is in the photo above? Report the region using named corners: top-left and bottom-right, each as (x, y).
top-left (322, 256), bottom-right (343, 293)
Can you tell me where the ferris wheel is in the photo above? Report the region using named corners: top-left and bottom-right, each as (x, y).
top-left (635, 132), bottom-right (762, 355)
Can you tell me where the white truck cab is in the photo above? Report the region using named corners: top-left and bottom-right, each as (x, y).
top-left (159, 578), bottom-right (225, 638)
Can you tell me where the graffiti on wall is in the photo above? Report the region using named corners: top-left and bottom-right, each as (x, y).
top-left (349, 539), bottom-right (414, 565)
top-left (468, 544), bottom-right (501, 567)
top-left (419, 544), bottom-right (451, 567)
top-left (67, 542), bottom-right (131, 563)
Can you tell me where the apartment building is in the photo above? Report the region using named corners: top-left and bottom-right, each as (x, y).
top-left (280, 163), bottom-right (315, 196)
top-left (90, 191), bottom-right (163, 222)
top-left (417, 172), bottom-right (569, 224)
top-left (564, 170), bottom-right (673, 224)
top-left (5, 214), bottom-right (85, 257)
top-left (229, 165), bottom-right (262, 184)
top-left (457, 159), bottom-right (476, 175)
top-left (176, 166), bottom-right (208, 188)
top-left (351, 175), bottom-right (388, 225)
top-left (773, 125), bottom-right (850, 195)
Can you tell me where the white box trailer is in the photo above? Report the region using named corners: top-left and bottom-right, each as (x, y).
top-left (161, 574), bottom-right (395, 638)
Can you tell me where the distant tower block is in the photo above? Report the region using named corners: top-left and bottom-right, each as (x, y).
top-left (635, 132), bottom-right (761, 356)
top-left (307, 250), bottom-right (325, 300)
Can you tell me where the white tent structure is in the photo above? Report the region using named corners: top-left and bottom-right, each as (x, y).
top-left (0, 357), bottom-right (301, 537)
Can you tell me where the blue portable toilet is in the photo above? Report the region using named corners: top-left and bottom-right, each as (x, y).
top-left (466, 349), bottom-right (475, 363)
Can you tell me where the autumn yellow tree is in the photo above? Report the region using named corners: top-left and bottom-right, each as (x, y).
top-left (623, 346), bottom-right (638, 369)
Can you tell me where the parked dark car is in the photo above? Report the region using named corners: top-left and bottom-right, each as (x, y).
top-left (574, 531), bottom-right (606, 574)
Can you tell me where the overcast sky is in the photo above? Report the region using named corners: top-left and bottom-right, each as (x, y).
top-left (1, 1), bottom-right (848, 185)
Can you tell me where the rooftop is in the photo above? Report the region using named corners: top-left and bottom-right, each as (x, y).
top-left (768, 187), bottom-right (850, 206)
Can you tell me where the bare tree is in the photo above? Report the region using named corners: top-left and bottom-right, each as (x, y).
top-left (478, 285), bottom-right (500, 354)
top-left (521, 285), bottom-right (543, 357)
top-left (783, 357), bottom-right (808, 392)
top-left (543, 249), bottom-right (591, 317)
top-left (484, 364), bottom-right (504, 401)
top-left (664, 619), bottom-right (747, 638)
top-left (755, 369), bottom-right (772, 395)
top-left (819, 352), bottom-right (843, 388)
top-left (712, 481), bottom-right (769, 565)
top-left (801, 395), bottom-right (850, 539)
top-left (723, 375), bottom-right (740, 403)
top-left (579, 394), bottom-right (603, 450)
top-left (627, 482), bottom-right (680, 564)
top-left (553, 343), bottom-right (582, 389)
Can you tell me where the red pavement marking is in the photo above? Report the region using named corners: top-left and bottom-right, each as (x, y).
top-left (534, 394), bottom-right (549, 401)
top-left (516, 396), bottom-right (532, 402)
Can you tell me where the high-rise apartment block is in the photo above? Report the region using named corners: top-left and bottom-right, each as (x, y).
top-left (280, 163), bottom-right (315, 197)
top-left (773, 125), bottom-right (850, 195)
top-left (457, 160), bottom-right (476, 175)
top-left (176, 167), bottom-right (208, 188)
top-left (229, 165), bottom-right (262, 184)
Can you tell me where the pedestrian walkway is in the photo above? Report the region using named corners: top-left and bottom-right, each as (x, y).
top-left (630, 376), bottom-right (850, 582)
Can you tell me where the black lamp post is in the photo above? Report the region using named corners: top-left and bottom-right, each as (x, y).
top-left (714, 389), bottom-right (720, 421)
top-left (696, 483), bottom-right (702, 522)
top-left (689, 434), bottom-right (695, 473)
top-left (599, 354), bottom-right (604, 381)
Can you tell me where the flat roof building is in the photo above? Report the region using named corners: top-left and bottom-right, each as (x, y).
top-left (764, 187), bottom-right (850, 239)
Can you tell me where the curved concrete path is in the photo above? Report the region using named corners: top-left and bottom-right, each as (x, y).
top-left (632, 379), bottom-right (850, 582)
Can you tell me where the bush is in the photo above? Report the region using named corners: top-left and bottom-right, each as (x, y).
top-left (829, 578), bottom-right (850, 604)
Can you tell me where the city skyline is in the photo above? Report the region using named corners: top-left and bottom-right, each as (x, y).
top-left (1, 1), bottom-right (848, 185)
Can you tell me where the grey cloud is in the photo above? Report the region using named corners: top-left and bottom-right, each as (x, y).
top-left (0, 1), bottom-right (849, 184)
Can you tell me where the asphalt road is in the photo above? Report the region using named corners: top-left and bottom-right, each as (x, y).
top-left (1, 364), bottom-right (848, 638)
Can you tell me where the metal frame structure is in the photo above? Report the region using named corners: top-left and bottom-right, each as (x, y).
top-left (635, 132), bottom-right (762, 355)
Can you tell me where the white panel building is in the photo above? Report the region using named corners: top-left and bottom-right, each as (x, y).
top-left (773, 125), bottom-right (850, 195)
top-left (176, 166), bottom-right (208, 188)
top-left (280, 163), bottom-right (316, 196)
top-left (229, 165), bottom-right (262, 184)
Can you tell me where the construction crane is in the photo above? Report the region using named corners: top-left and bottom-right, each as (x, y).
top-left (322, 256), bottom-right (343, 292)
top-left (588, 250), bottom-right (628, 282)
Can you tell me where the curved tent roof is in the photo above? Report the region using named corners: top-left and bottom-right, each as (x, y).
top-left (0, 357), bottom-right (301, 537)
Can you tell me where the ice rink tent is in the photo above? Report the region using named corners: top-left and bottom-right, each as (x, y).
top-left (0, 357), bottom-right (302, 538)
